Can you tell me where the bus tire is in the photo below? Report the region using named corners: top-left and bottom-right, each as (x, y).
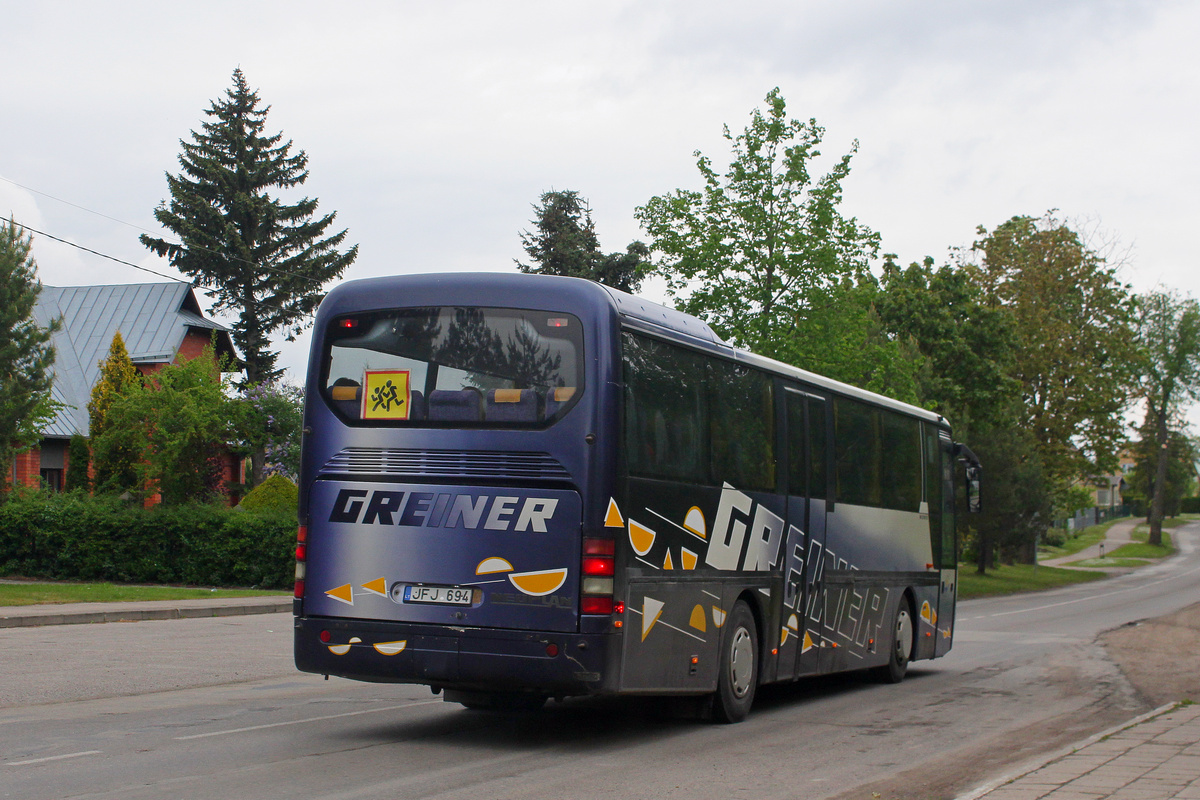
top-left (875, 598), bottom-right (913, 684)
top-left (712, 600), bottom-right (758, 724)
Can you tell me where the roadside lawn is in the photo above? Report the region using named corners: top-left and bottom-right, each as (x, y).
top-left (1037, 517), bottom-right (1126, 560)
top-left (0, 581), bottom-right (288, 606)
top-left (958, 563), bottom-right (1106, 599)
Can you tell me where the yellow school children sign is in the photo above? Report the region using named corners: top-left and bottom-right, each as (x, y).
top-left (362, 370), bottom-right (410, 420)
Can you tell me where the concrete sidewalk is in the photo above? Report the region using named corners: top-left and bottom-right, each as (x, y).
top-left (0, 594), bottom-right (292, 628)
top-left (1040, 517), bottom-right (1142, 568)
top-left (959, 702), bottom-right (1200, 799)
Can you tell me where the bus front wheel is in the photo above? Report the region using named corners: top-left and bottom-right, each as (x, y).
top-left (874, 599), bottom-right (913, 684)
top-left (712, 600), bottom-right (758, 723)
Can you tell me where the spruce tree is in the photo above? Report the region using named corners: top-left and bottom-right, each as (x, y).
top-left (141, 68), bottom-right (358, 485)
top-left (88, 331), bottom-right (140, 494)
top-left (517, 190), bottom-right (649, 293)
top-left (0, 220), bottom-right (59, 494)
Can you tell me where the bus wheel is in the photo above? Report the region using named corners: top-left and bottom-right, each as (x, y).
top-left (713, 600), bottom-right (758, 724)
top-left (874, 600), bottom-right (913, 684)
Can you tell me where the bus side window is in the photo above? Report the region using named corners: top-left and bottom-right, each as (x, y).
top-left (708, 360), bottom-right (774, 491)
top-left (622, 332), bottom-right (707, 483)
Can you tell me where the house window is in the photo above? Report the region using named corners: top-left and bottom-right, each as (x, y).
top-left (40, 469), bottom-right (63, 491)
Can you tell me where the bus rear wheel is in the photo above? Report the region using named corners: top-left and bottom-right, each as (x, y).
top-left (874, 600), bottom-right (913, 684)
top-left (712, 600), bottom-right (758, 724)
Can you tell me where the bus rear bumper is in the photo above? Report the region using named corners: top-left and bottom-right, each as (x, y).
top-left (294, 616), bottom-right (612, 697)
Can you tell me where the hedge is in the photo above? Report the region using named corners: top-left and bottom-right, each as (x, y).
top-left (1182, 497), bottom-right (1200, 515)
top-left (0, 489), bottom-right (296, 588)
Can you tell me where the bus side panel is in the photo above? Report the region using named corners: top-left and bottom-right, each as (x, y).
top-left (817, 504), bottom-right (940, 666)
top-left (618, 577), bottom-right (721, 692)
top-left (615, 479), bottom-right (788, 691)
top-left (935, 568), bottom-right (957, 658)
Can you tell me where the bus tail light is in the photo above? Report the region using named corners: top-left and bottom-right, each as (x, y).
top-left (581, 596), bottom-right (614, 615)
top-left (294, 525), bottom-right (308, 599)
top-left (581, 556), bottom-right (615, 576)
top-left (580, 537), bottom-right (615, 615)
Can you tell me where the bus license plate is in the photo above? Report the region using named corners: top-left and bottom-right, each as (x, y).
top-left (402, 585), bottom-right (474, 606)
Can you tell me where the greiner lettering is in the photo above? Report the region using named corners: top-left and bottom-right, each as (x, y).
top-left (328, 488), bottom-right (559, 532)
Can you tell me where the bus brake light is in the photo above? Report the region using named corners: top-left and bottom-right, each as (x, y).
top-left (581, 556), bottom-right (615, 576)
top-left (581, 596), bottom-right (613, 615)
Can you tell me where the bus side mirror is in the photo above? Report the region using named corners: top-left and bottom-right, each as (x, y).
top-left (965, 466), bottom-right (982, 514)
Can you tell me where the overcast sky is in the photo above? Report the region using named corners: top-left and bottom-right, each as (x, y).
top-left (3, 1), bottom-right (1198, 397)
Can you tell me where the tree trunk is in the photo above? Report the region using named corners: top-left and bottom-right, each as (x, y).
top-left (976, 530), bottom-right (991, 574)
top-left (1148, 409), bottom-right (1169, 547)
top-left (250, 447), bottom-right (266, 489)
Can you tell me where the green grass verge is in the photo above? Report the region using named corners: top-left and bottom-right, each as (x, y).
top-left (1037, 518), bottom-right (1127, 560)
top-left (1066, 557), bottom-right (1150, 568)
top-left (957, 562), bottom-right (1106, 599)
top-left (1131, 528), bottom-right (1176, 547)
top-left (1108, 541), bottom-right (1174, 559)
top-left (0, 581), bottom-right (288, 607)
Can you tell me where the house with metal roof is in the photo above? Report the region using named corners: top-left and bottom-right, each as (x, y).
top-left (10, 282), bottom-right (238, 491)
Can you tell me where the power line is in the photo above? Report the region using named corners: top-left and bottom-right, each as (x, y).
top-left (0, 175), bottom-right (158, 236)
top-left (3, 216), bottom-right (189, 285)
top-left (0, 174), bottom-right (328, 289)
top-left (2, 216), bottom-right (305, 320)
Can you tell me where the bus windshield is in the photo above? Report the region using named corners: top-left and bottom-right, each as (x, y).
top-left (321, 306), bottom-right (583, 426)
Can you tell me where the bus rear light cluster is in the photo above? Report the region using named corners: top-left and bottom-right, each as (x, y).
top-left (580, 537), bottom-right (615, 615)
top-left (581, 596), bottom-right (614, 615)
top-left (294, 525), bottom-right (308, 599)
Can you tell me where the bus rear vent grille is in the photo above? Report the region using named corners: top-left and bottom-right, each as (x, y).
top-left (319, 448), bottom-right (572, 482)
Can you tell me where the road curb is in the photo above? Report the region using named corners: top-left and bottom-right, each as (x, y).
top-left (954, 702), bottom-right (1179, 800)
top-left (0, 598), bottom-right (293, 628)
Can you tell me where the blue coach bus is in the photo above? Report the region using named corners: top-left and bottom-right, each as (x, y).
top-left (293, 272), bottom-right (980, 722)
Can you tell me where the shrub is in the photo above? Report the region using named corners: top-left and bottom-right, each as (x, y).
top-left (0, 488), bottom-right (293, 588)
top-left (1042, 529), bottom-right (1066, 548)
top-left (238, 475), bottom-right (298, 514)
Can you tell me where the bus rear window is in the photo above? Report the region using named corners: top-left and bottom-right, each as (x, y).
top-left (322, 307), bottom-right (583, 426)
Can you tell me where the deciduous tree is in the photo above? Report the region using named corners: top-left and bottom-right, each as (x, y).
top-left (0, 220), bottom-right (59, 494)
top-left (963, 213), bottom-right (1136, 485)
top-left (141, 68), bottom-right (357, 486)
top-left (1131, 290), bottom-right (1200, 544)
top-left (636, 88), bottom-right (879, 364)
top-left (66, 433), bottom-right (90, 493)
top-left (876, 255), bottom-right (1018, 435)
top-left (99, 347), bottom-right (234, 505)
top-left (235, 381), bottom-right (304, 483)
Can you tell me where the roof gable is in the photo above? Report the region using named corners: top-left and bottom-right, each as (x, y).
top-left (35, 283), bottom-right (236, 438)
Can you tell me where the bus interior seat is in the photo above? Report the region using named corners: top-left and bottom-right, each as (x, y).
top-left (330, 380), bottom-right (361, 417)
top-left (428, 388), bottom-right (484, 421)
top-left (408, 389), bottom-right (426, 420)
top-left (485, 388), bottom-right (538, 422)
top-left (544, 386), bottom-right (576, 419)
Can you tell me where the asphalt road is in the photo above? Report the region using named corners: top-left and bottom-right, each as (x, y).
top-left (2, 522), bottom-right (1198, 800)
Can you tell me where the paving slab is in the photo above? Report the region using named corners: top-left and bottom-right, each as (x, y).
top-left (0, 595), bottom-right (292, 627)
top-left (960, 703), bottom-right (1200, 800)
